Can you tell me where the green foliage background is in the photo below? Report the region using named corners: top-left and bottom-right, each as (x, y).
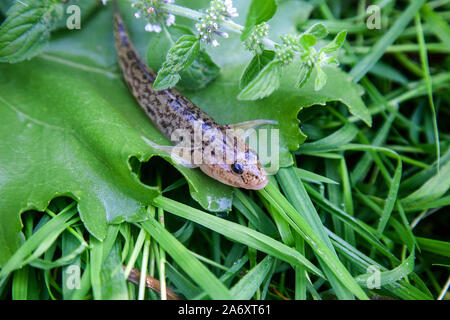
top-left (0, 0), bottom-right (448, 300)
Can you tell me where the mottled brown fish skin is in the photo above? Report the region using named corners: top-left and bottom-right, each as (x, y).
top-left (113, 11), bottom-right (218, 139)
top-left (113, 9), bottom-right (268, 190)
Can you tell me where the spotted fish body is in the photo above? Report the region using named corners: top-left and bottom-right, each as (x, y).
top-left (113, 9), bottom-right (269, 190)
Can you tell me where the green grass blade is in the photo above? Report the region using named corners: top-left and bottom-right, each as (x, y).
top-left (152, 195), bottom-right (324, 278)
top-left (415, 12), bottom-right (440, 171)
top-left (191, 256), bottom-right (249, 300)
top-left (293, 233), bottom-right (307, 300)
top-left (233, 189), bottom-right (278, 236)
top-left (101, 243), bottom-right (129, 300)
top-left (90, 235), bottom-right (103, 300)
top-left (70, 262), bottom-right (91, 300)
top-left (12, 266), bottom-right (29, 300)
top-left (140, 216), bottom-right (233, 300)
top-left (377, 156), bottom-right (402, 235)
top-left (123, 228), bottom-right (146, 279)
top-left (328, 229), bottom-right (432, 300)
top-left (276, 167), bottom-right (358, 299)
top-left (62, 232), bottom-right (83, 300)
top-left (294, 167), bottom-right (339, 185)
top-left (421, 4), bottom-right (450, 50)
top-left (349, 0), bottom-right (426, 82)
top-left (351, 113), bottom-right (396, 184)
top-left (230, 256), bottom-right (275, 300)
top-left (259, 181), bottom-right (369, 299)
top-left (0, 206), bottom-right (78, 286)
top-left (166, 263), bottom-right (202, 299)
top-left (355, 251), bottom-right (415, 287)
top-left (29, 243), bottom-right (86, 270)
top-left (297, 123), bottom-right (359, 153)
top-left (303, 184), bottom-right (388, 251)
top-left (340, 144), bottom-right (403, 235)
top-left (416, 237), bottom-right (450, 258)
top-left (401, 160), bottom-right (450, 207)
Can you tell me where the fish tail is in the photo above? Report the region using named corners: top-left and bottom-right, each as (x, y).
top-left (113, 1), bottom-right (157, 88)
top-left (113, 1), bottom-right (131, 49)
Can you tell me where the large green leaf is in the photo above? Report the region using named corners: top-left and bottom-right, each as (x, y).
top-left (0, 6), bottom-right (233, 265)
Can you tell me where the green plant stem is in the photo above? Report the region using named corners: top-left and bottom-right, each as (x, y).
top-left (138, 233), bottom-right (151, 300)
top-left (155, 171), bottom-right (167, 300)
top-left (123, 228), bottom-right (147, 279)
top-left (158, 206), bottom-right (167, 300)
top-left (393, 52), bottom-right (423, 77)
top-left (352, 43), bottom-right (449, 54)
top-left (188, 250), bottom-right (229, 271)
top-left (415, 13), bottom-right (440, 172)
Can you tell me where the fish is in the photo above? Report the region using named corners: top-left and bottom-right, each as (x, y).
top-left (113, 5), bottom-right (276, 190)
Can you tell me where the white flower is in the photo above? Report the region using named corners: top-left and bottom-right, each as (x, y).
top-left (145, 23), bottom-right (162, 33)
top-left (135, 12), bottom-right (141, 18)
top-left (102, 0), bottom-right (108, 5)
top-left (166, 14), bottom-right (175, 26)
top-left (212, 39), bottom-right (219, 47)
top-left (224, 0), bottom-right (238, 17)
top-left (215, 30), bottom-right (228, 39)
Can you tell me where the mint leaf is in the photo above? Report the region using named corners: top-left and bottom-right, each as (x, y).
top-left (299, 34), bottom-right (316, 49)
top-left (297, 64), bottom-right (313, 88)
top-left (148, 27), bottom-right (219, 91)
top-left (305, 23), bottom-right (328, 39)
top-left (153, 71), bottom-right (181, 90)
top-left (237, 60), bottom-right (282, 100)
top-left (178, 51), bottom-right (220, 90)
top-left (320, 30), bottom-right (347, 54)
top-left (153, 35), bottom-right (200, 90)
top-left (241, 0), bottom-right (277, 41)
top-left (168, 35), bottom-right (201, 69)
top-left (240, 50), bottom-right (275, 89)
top-left (0, 0), bottom-right (61, 63)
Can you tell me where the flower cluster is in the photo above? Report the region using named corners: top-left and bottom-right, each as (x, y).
top-left (195, 0), bottom-right (238, 47)
top-left (243, 22), bottom-right (269, 54)
top-left (275, 31), bottom-right (341, 68)
top-left (131, 0), bottom-right (176, 33)
top-left (275, 34), bottom-right (301, 66)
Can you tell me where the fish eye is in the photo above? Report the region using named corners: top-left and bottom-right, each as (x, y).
top-left (231, 162), bottom-right (244, 174)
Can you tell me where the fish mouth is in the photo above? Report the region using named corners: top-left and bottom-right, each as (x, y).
top-left (247, 177), bottom-right (269, 190)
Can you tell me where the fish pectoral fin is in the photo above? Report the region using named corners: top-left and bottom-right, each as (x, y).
top-left (141, 136), bottom-right (200, 169)
top-left (226, 119), bottom-right (278, 139)
top-left (168, 151), bottom-right (200, 169)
